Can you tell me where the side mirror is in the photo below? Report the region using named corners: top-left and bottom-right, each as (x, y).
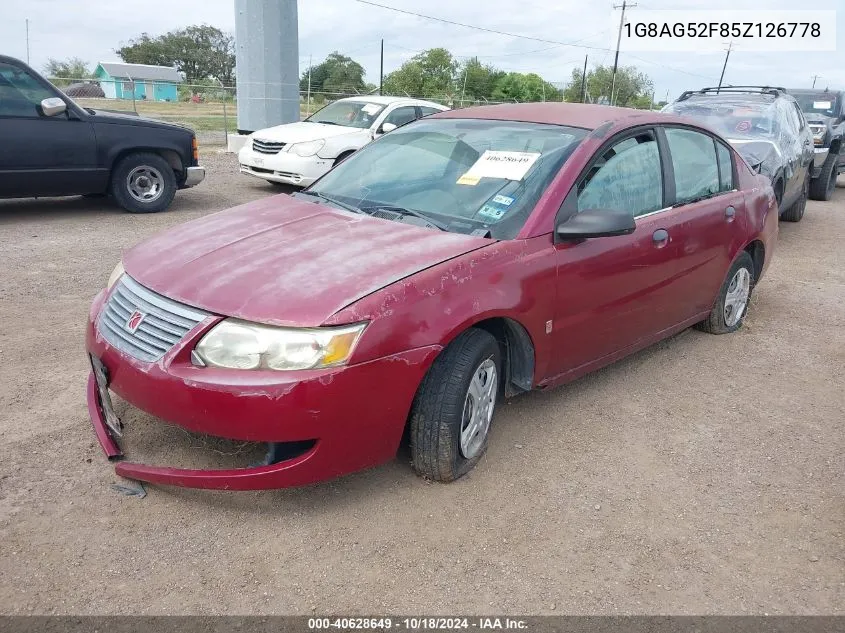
top-left (380, 122), bottom-right (397, 134)
top-left (40, 97), bottom-right (67, 117)
top-left (556, 207), bottom-right (636, 240)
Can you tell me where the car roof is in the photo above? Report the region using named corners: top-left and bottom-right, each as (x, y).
top-left (431, 102), bottom-right (682, 131)
top-left (788, 88), bottom-right (842, 95)
top-left (336, 95), bottom-right (446, 108)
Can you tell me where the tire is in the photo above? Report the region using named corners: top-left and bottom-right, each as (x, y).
top-left (809, 155), bottom-right (837, 201)
top-left (110, 152), bottom-right (177, 213)
top-left (781, 173), bottom-right (808, 222)
top-left (333, 151), bottom-right (354, 167)
top-left (410, 328), bottom-right (501, 482)
top-left (696, 251), bottom-right (755, 335)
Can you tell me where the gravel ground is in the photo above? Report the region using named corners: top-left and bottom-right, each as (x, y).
top-left (0, 152), bottom-right (842, 615)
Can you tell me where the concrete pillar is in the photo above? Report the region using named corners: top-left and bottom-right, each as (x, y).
top-left (234, 0), bottom-right (299, 134)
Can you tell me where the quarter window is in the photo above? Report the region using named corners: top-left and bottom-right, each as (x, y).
top-left (577, 131), bottom-right (663, 218)
top-left (715, 141), bottom-right (734, 192)
top-left (419, 106), bottom-right (442, 117)
top-left (665, 128), bottom-right (720, 204)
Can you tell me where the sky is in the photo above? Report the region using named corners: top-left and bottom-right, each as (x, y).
top-left (3, 0), bottom-right (844, 102)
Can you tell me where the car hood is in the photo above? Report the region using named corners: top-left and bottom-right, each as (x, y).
top-left (123, 196), bottom-right (492, 326)
top-left (87, 108), bottom-right (192, 133)
top-left (804, 113), bottom-right (833, 127)
top-left (252, 121), bottom-right (365, 144)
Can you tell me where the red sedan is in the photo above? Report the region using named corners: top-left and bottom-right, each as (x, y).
top-left (85, 103), bottom-right (778, 490)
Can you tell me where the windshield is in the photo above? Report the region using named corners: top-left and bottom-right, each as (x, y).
top-left (307, 118), bottom-right (588, 239)
top-left (664, 100), bottom-right (778, 139)
top-left (305, 100), bottom-right (386, 129)
top-left (793, 93), bottom-right (840, 117)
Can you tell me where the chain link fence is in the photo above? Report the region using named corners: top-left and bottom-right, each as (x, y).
top-left (50, 77), bottom-right (542, 147)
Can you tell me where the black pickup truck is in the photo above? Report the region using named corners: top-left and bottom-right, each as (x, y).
top-left (0, 55), bottom-right (204, 213)
top-left (787, 88), bottom-right (844, 200)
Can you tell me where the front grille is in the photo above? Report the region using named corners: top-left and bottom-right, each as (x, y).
top-left (252, 139), bottom-right (286, 154)
top-left (98, 275), bottom-right (209, 362)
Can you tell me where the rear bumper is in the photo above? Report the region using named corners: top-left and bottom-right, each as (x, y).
top-left (85, 290), bottom-right (440, 490)
top-left (183, 166), bottom-right (206, 188)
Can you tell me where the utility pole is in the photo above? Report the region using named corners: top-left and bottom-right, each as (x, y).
top-left (379, 39), bottom-right (384, 95)
top-left (306, 54), bottom-right (312, 117)
top-left (25, 19), bottom-right (30, 65)
top-left (610, 0), bottom-right (635, 106)
top-left (717, 41), bottom-right (732, 93)
top-left (580, 54), bottom-right (588, 103)
top-left (811, 74), bottom-right (820, 88)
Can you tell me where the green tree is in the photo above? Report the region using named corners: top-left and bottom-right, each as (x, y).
top-left (116, 25), bottom-right (235, 84)
top-left (44, 58), bottom-right (92, 85)
top-left (456, 57), bottom-right (505, 102)
top-left (491, 72), bottom-right (561, 102)
top-left (300, 52), bottom-right (367, 96)
top-left (563, 64), bottom-right (653, 107)
top-left (382, 48), bottom-right (458, 98)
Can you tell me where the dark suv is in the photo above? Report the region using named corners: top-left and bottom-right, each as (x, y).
top-left (0, 55), bottom-right (204, 213)
top-left (663, 86), bottom-right (813, 222)
top-left (787, 88), bottom-right (844, 200)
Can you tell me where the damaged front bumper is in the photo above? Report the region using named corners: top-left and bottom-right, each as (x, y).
top-left (85, 290), bottom-right (440, 490)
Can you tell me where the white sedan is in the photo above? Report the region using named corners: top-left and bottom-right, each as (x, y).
top-left (238, 96), bottom-right (449, 187)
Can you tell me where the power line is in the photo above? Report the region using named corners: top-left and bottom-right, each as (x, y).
top-left (356, 0), bottom-right (716, 81)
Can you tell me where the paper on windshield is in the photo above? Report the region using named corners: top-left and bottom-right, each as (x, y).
top-left (813, 101), bottom-right (832, 109)
top-left (463, 150), bottom-right (541, 181)
top-left (361, 103), bottom-right (381, 115)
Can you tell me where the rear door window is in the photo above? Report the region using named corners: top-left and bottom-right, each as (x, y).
top-left (664, 128), bottom-right (720, 204)
top-left (715, 141), bottom-right (734, 192)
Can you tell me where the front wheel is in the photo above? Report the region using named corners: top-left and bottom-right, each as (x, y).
top-left (696, 251), bottom-right (755, 335)
top-left (410, 328), bottom-right (501, 482)
top-left (111, 152), bottom-right (177, 213)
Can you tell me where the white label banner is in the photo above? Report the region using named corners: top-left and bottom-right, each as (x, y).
top-left (614, 10), bottom-right (836, 52)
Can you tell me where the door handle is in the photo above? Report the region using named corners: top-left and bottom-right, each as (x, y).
top-left (652, 229), bottom-right (669, 243)
top-left (725, 206), bottom-right (736, 220)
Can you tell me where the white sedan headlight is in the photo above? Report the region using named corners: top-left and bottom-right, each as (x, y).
top-left (289, 139), bottom-right (326, 157)
top-left (195, 319), bottom-right (367, 371)
top-left (107, 261), bottom-right (124, 289)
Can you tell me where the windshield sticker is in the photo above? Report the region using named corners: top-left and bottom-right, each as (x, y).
top-left (478, 204), bottom-right (507, 220)
top-left (464, 150), bottom-right (541, 181)
top-left (457, 173), bottom-right (481, 186)
top-left (492, 194), bottom-right (515, 206)
top-left (361, 103), bottom-right (381, 115)
top-left (735, 120), bottom-right (752, 133)
top-left (813, 101), bottom-right (832, 109)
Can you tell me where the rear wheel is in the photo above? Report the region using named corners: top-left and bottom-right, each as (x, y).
top-left (111, 152), bottom-right (176, 213)
top-left (781, 173), bottom-right (808, 222)
top-left (809, 155), bottom-right (837, 201)
top-left (410, 328), bottom-right (501, 482)
top-left (696, 251), bottom-right (754, 335)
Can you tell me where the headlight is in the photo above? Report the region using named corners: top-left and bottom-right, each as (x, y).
top-left (289, 139), bottom-right (325, 157)
top-left (194, 319), bottom-right (367, 370)
top-left (107, 261), bottom-right (124, 289)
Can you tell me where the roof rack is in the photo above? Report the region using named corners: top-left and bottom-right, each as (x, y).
top-left (677, 85), bottom-right (786, 101)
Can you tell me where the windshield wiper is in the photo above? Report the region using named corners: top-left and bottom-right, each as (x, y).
top-left (314, 120), bottom-right (340, 126)
top-left (301, 191), bottom-right (362, 214)
top-left (364, 205), bottom-right (448, 231)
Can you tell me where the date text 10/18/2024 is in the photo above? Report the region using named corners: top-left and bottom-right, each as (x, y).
top-left (308, 618), bottom-right (529, 630)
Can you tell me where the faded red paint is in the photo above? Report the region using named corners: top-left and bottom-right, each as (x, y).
top-left (85, 103), bottom-right (778, 490)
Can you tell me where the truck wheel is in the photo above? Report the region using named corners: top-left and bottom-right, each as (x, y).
top-left (696, 251), bottom-right (754, 335)
top-left (809, 155), bottom-right (837, 201)
top-left (410, 328), bottom-right (501, 482)
top-left (111, 152), bottom-right (177, 213)
top-left (781, 174), bottom-right (808, 222)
